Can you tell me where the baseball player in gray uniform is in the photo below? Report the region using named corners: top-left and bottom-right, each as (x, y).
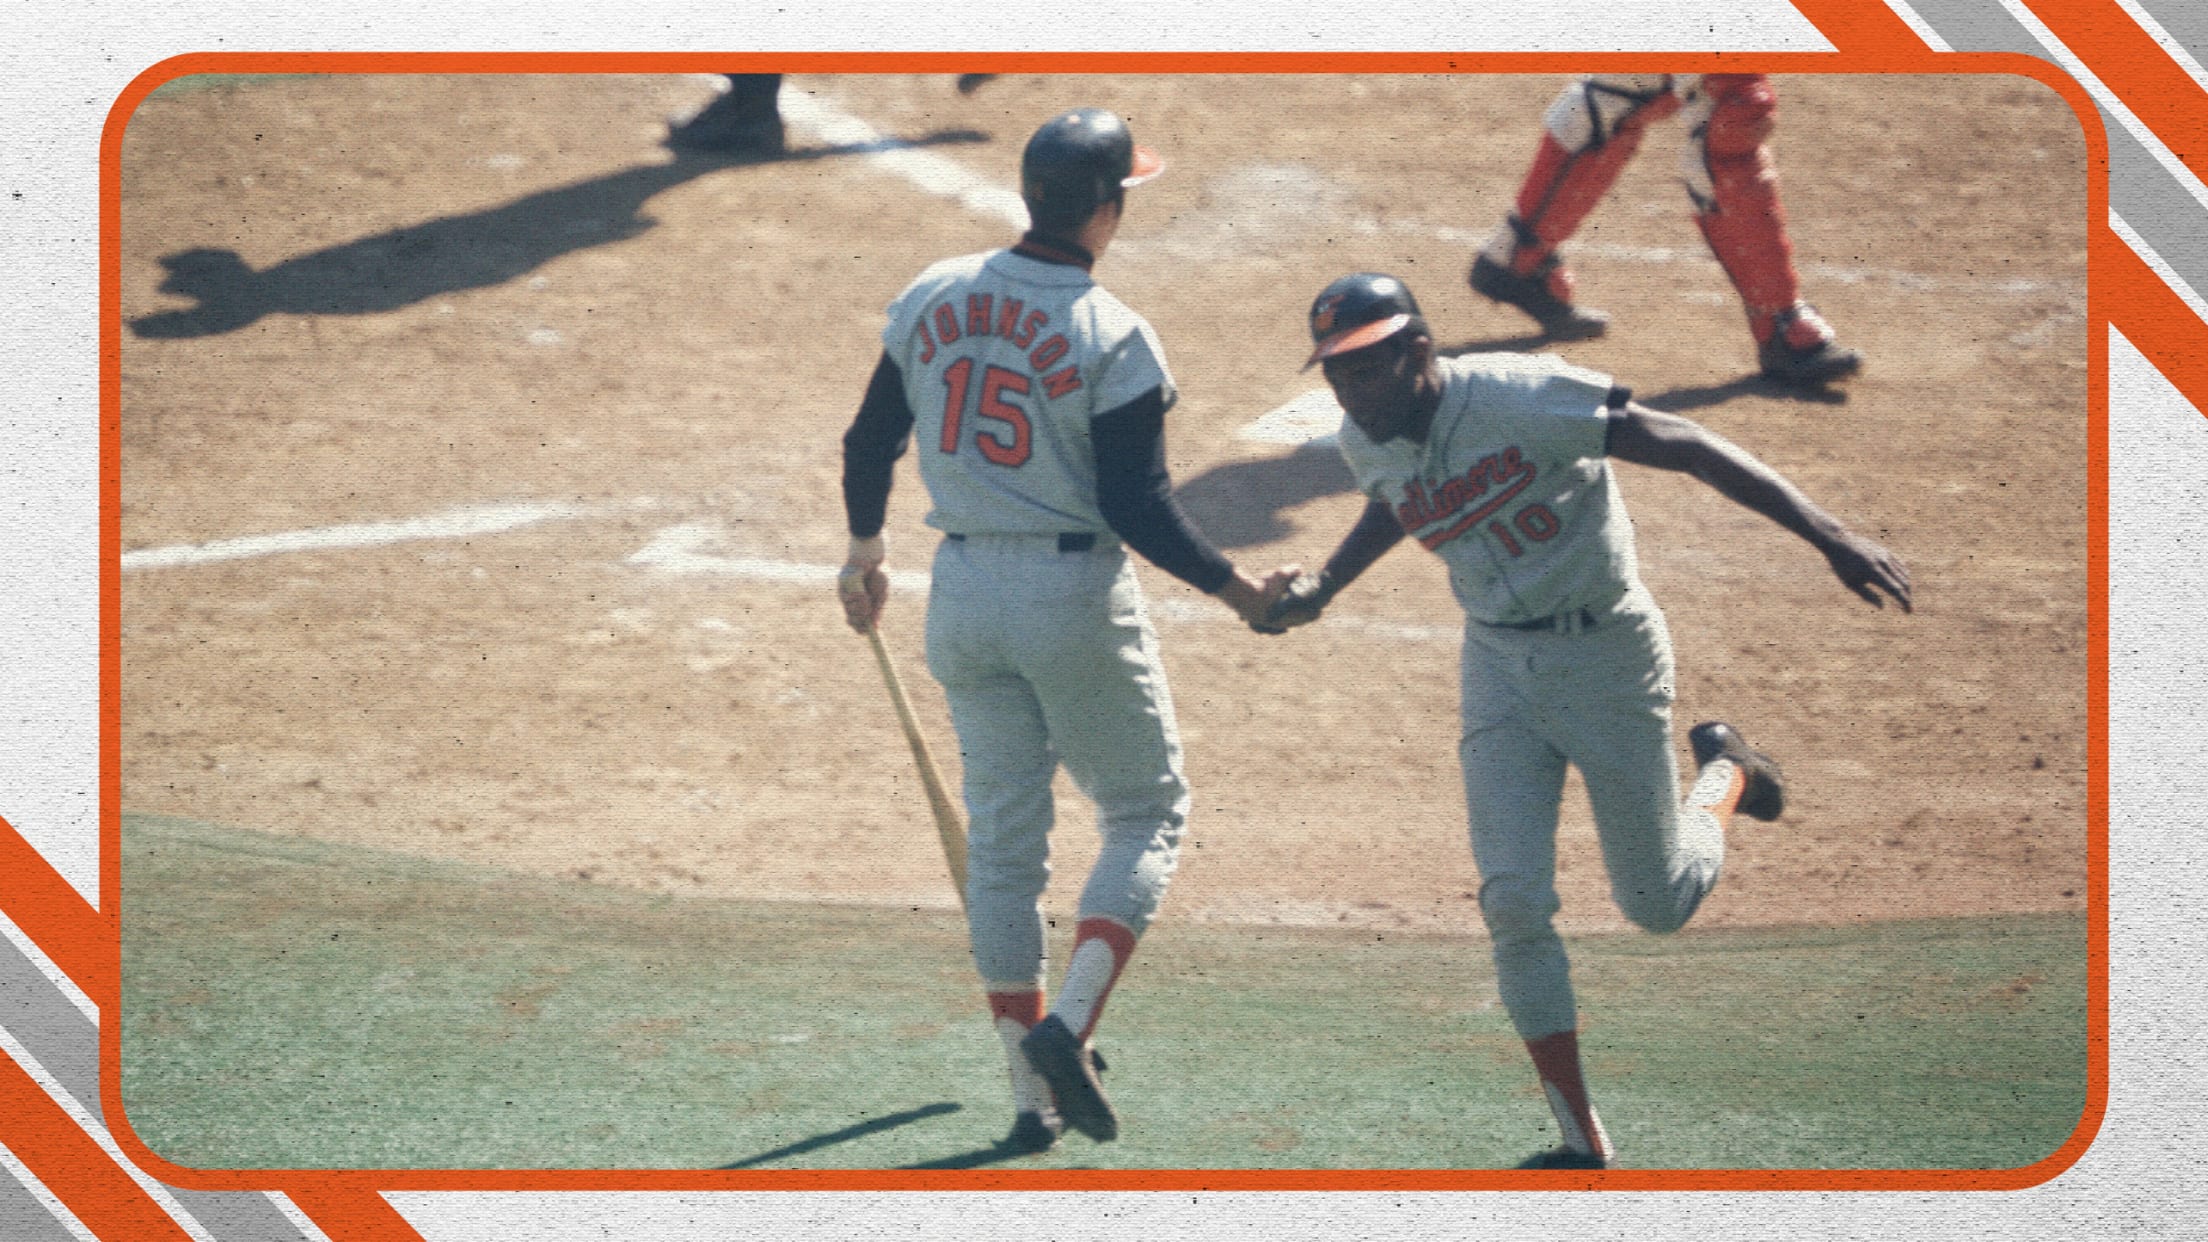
top-left (837, 108), bottom-right (1289, 1154)
top-left (1262, 272), bottom-right (1911, 1169)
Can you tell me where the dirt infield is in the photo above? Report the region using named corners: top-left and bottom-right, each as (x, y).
top-left (117, 70), bottom-right (2091, 937)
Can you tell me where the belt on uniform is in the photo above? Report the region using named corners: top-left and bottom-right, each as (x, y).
top-left (943, 531), bottom-right (1098, 552)
top-left (1487, 606), bottom-right (1602, 633)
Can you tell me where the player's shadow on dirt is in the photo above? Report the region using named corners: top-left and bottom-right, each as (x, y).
top-left (128, 130), bottom-right (989, 341)
top-left (1632, 374), bottom-right (1851, 410)
top-left (714, 1100), bottom-right (964, 1169)
top-left (1173, 438), bottom-right (1356, 549)
top-left (1442, 337), bottom-right (1851, 407)
top-left (1443, 331), bottom-right (1567, 356)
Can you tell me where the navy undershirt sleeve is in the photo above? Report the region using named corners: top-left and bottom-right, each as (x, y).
top-left (1092, 387), bottom-right (1235, 594)
top-left (840, 352), bottom-right (913, 539)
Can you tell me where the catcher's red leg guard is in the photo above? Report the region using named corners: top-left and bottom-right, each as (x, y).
top-left (1685, 74), bottom-right (1803, 343)
top-left (1473, 77), bottom-right (1680, 337)
top-left (1504, 78), bottom-right (1683, 278)
top-left (1684, 74), bottom-right (1861, 383)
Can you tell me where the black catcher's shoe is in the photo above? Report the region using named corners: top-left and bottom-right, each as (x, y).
top-left (665, 94), bottom-right (787, 158)
top-left (1470, 251), bottom-right (1610, 340)
top-left (1757, 303), bottom-right (1863, 386)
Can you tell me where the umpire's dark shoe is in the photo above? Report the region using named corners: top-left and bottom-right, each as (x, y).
top-left (1470, 252), bottom-right (1610, 340)
top-left (1001, 1109), bottom-right (1063, 1154)
top-left (665, 97), bottom-right (787, 158)
top-left (1516, 1145), bottom-right (1614, 1169)
top-left (1757, 304), bottom-right (1863, 385)
top-left (1020, 1015), bottom-right (1118, 1142)
top-left (1689, 721), bottom-right (1787, 822)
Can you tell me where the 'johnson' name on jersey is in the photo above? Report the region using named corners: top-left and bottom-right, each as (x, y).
top-left (913, 293), bottom-right (1084, 399)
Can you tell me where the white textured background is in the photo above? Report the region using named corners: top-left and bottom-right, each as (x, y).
top-left (5, 1), bottom-right (2201, 1237)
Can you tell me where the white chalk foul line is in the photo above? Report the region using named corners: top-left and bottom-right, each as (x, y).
top-left (780, 90), bottom-right (1029, 230)
top-left (626, 522), bottom-right (931, 594)
top-left (124, 502), bottom-right (1460, 644)
top-left (631, 521), bottom-right (1460, 644)
top-left (121, 500), bottom-right (595, 571)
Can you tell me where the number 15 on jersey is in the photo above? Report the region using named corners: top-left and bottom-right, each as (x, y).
top-left (938, 357), bottom-right (1033, 467)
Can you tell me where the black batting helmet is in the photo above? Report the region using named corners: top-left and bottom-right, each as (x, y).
top-left (1021, 108), bottom-right (1164, 230)
top-left (1305, 272), bottom-right (1426, 369)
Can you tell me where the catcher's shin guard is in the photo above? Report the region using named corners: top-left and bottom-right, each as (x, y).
top-left (1682, 74), bottom-right (1803, 342)
top-left (1494, 76), bottom-right (1682, 276)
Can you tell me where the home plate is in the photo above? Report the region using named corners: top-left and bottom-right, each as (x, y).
top-left (1237, 388), bottom-right (1343, 447)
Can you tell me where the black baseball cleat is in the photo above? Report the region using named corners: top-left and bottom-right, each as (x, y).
top-left (1001, 1109), bottom-right (1064, 1154)
top-left (1759, 334), bottom-right (1864, 385)
top-left (1515, 1145), bottom-right (1614, 1169)
top-left (1756, 304), bottom-right (1863, 386)
top-left (1470, 252), bottom-right (1610, 341)
top-left (1689, 721), bottom-right (1787, 822)
top-left (1019, 1015), bottom-right (1118, 1142)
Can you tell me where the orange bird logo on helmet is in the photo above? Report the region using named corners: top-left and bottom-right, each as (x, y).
top-left (1310, 292), bottom-right (1346, 336)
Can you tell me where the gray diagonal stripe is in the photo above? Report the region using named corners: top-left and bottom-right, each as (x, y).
top-left (4, 939), bottom-right (319, 1241)
top-left (2125, 0), bottom-right (2205, 60)
top-left (2113, 131), bottom-right (2208, 300)
top-left (165, 1189), bottom-right (319, 1242)
top-left (0, 935), bottom-right (97, 1120)
top-left (0, 1163), bottom-right (85, 1242)
top-left (1895, 0), bottom-right (2036, 52)
top-left (1901, 0), bottom-right (2208, 301)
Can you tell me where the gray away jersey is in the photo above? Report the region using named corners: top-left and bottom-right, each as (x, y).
top-left (1336, 352), bottom-right (1644, 624)
top-left (882, 249), bottom-right (1176, 536)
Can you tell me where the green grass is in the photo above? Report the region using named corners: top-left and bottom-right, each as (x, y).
top-left (118, 813), bottom-right (2090, 1172)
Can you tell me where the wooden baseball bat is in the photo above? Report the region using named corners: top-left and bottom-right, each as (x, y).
top-left (864, 621), bottom-right (969, 909)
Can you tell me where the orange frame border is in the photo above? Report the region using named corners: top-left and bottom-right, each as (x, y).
top-left (92, 47), bottom-right (2112, 1209)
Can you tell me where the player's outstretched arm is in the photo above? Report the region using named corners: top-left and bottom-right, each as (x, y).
top-left (1605, 403), bottom-right (1912, 612)
top-left (1259, 498), bottom-right (1408, 632)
